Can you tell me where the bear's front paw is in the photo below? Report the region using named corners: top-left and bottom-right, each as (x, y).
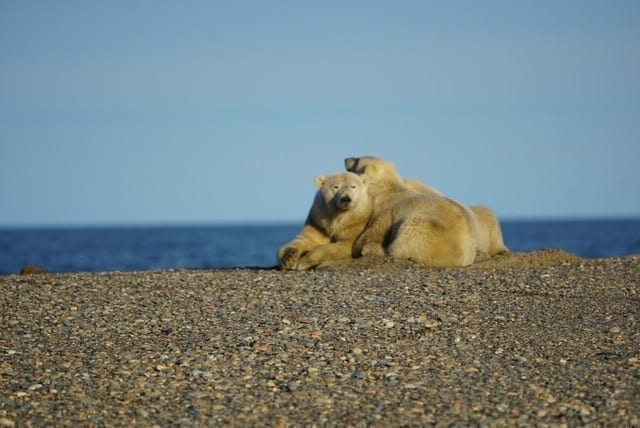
top-left (294, 253), bottom-right (319, 271)
top-left (279, 246), bottom-right (302, 270)
top-left (361, 242), bottom-right (386, 257)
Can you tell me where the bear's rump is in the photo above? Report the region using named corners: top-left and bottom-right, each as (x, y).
top-left (386, 200), bottom-right (477, 267)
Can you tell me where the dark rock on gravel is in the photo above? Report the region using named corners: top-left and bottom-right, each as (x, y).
top-left (19, 265), bottom-right (49, 275)
top-left (1, 251), bottom-right (638, 426)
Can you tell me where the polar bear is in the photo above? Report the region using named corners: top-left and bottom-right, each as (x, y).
top-left (404, 178), bottom-right (507, 256)
top-left (345, 156), bottom-right (477, 267)
top-left (277, 172), bottom-right (373, 270)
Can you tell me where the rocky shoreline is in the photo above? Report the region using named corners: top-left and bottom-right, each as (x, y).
top-left (1, 251), bottom-right (638, 426)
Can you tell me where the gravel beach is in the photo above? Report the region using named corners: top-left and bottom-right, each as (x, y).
top-left (1, 250), bottom-right (638, 426)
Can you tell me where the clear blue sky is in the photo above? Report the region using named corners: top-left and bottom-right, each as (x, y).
top-left (1, 1), bottom-right (639, 226)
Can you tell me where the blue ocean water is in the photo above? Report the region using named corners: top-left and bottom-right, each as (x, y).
top-left (1, 219), bottom-right (639, 275)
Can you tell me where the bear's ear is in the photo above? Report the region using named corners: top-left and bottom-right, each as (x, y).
top-left (314, 175), bottom-right (325, 189)
top-left (359, 174), bottom-right (369, 187)
top-left (344, 157), bottom-right (358, 171)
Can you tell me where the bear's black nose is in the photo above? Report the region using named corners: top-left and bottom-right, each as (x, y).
top-left (340, 196), bottom-right (351, 203)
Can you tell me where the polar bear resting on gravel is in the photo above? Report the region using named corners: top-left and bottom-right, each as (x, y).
top-left (277, 172), bottom-right (373, 270)
top-left (345, 156), bottom-right (478, 267)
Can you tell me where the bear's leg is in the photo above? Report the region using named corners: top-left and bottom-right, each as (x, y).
top-left (352, 212), bottom-right (394, 258)
top-left (277, 225), bottom-right (329, 270)
top-left (360, 242), bottom-right (386, 257)
top-left (278, 246), bottom-right (303, 270)
top-left (295, 241), bottom-right (354, 270)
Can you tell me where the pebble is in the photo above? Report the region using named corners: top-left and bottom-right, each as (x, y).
top-left (0, 418), bottom-right (15, 427)
top-left (0, 253), bottom-right (638, 426)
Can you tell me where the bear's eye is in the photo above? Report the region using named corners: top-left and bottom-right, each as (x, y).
top-left (332, 185), bottom-right (340, 191)
top-left (350, 184), bottom-right (357, 189)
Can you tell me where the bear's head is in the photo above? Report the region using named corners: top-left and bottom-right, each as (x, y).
top-left (344, 156), bottom-right (403, 184)
top-left (315, 172), bottom-right (368, 212)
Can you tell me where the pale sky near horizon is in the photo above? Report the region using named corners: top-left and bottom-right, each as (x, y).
top-left (1, 1), bottom-right (639, 227)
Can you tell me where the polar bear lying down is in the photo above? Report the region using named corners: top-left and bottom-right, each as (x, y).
top-left (349, 157), bottom-right (508, 258)
top-left (344, 156), bottom-right (478, 267)
top-left (277, 172), bottom-right (373, 271)
top-left (277, 156), bottom-right (507, 270)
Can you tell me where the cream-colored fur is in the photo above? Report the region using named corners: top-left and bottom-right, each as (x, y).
top-left (277, 172), bottom-right (372, 270)
top-left (403, 178), bottom-right (443, 196)
top-left (467, 205), bottom-right (508, 256)
top-left (380, 160), bottom-right (507, 256)
top-left (345, 156), bottom-right (477, 267)
top-left (405, 178), bottom-right (507, 256)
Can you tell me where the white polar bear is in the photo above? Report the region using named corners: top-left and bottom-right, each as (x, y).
top-left (346, 156), bottom-right (478, 267)
top-left (277, 172), bottom-right (373, 270)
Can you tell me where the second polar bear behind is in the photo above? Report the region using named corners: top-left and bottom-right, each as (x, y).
top-left (346, 156), bottom-right (479, 267)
